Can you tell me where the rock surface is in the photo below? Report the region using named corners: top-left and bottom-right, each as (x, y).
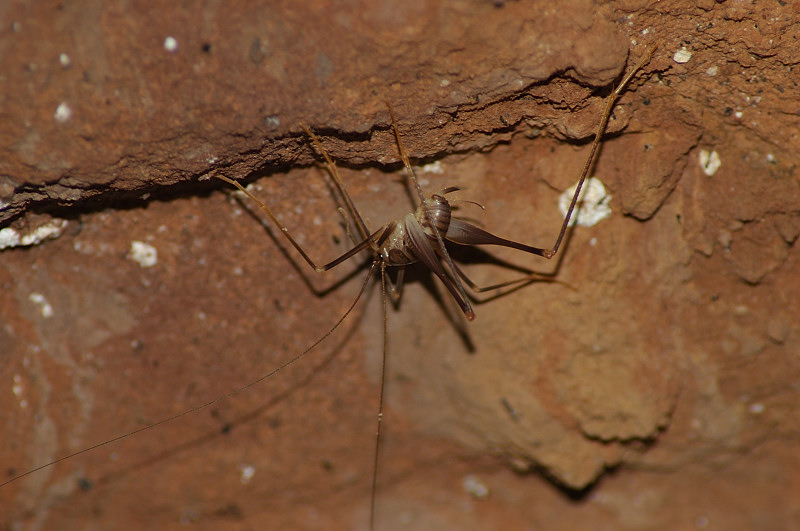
top-left (2, 1), bottom-right (800, 530)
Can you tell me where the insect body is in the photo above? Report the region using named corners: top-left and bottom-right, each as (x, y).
top-left (215, 118), bottom-right (566, 528)
top-left (213, 47), bottom-right (653, 528)
top-left (3, 47), bottom-right (655, 531)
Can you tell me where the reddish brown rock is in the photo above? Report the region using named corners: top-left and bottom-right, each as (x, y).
top-left (2, 1), bottom-right (800, 530)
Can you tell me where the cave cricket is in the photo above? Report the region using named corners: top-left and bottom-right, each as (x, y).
top-left (3, 47), bottom-right (655, 530)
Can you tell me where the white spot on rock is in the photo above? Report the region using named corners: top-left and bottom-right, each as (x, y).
top-left (0, 219), bottom-right (68, 250)
top-left (263, 115), bottom-right (280, 129)
top-left (29, 292), bottom-right (54, 318)
top-left (420, 161), bottom-right (444, 174)
top-left (239, 464), bottom-right (256, 484)
top-left (462, 474), bottom-right (489, 498)
top-left (54, 102), bottom-right (72, 123)
top-left (1, 229), bottom-right (25, 249)
top-left (673, 47), bottom-right (692, 64)
top-left (699, 150), bottom-right (721, 176)
top-left (129, 241), bottom-right (158, 267)
top-left (164, 36), bottom-right (179, 53)
top-left (12, 375), bottom-right (27, 408)
top-left (557, 177), bottom-right (612, 228)
top-left (59, 53), bottom-right (71, 67)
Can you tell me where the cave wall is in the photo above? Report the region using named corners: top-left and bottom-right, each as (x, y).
top-left (2, 1), bottom-right (799, 529)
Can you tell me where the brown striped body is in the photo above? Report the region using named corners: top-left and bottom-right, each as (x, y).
top-left (379, 194), bottom-right (452, 266)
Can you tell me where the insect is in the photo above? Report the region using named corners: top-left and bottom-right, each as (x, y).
top-left (2, 48), bottom-right (654, 529)
top-left (212, 47), bottom-right (653, 529)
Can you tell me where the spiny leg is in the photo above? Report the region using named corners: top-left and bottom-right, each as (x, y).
top-left (216, 119), bottom-right (406, 274)
top-left (214, 174), bottom-right (383, 273)
top-left (450, 261), bottom-right (565, 295)
top-left (546, 46), bottom-right (656, 258)
top-left (302, 126), bottom-right (373, 244)
top-left (384, 266), bottom-right (407, 305)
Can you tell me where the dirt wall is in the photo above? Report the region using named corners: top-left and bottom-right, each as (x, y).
top-left (2, 1), bottom-right (799, 530)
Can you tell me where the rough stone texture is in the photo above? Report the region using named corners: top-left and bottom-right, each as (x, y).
top-left (2, 1), bottom-right (800, 530)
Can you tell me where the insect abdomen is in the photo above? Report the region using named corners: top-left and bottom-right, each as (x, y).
top-left (415, 196), bottom-right (452, 244)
